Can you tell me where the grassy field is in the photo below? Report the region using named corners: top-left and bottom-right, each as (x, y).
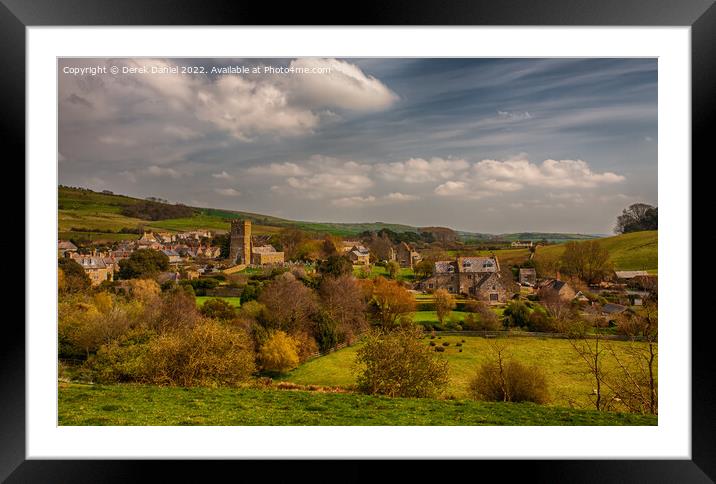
top-left (413, 310), bottom-right (469, 323)
top-left (353, 265), bottom-right (415, 282)
top-left (195, 296), bottom-right (242, 308)
top-left (536, 231), bottom-right (657, 273)
top-left (58, 383), bottom-right (656, 426)
top-left (282, 335), bottom-right (656, 409)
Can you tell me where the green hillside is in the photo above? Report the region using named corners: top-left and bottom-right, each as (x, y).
top-left (58, 383), bottom-right (656, 426)
top-left (536, 230), bottom-right (658, 273)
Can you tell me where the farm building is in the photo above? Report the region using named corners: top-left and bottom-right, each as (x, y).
top-left (538, 279), bottom-right (577, 302)
top-left (420, 256), bottom-right (511, 303)
top-left (348, 246), bottom-right (370, 265)
top-left (519, 267), bottom-right (537, 285)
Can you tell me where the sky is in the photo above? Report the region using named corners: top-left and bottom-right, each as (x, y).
top-left (58, 58), bottom-right (657, 234)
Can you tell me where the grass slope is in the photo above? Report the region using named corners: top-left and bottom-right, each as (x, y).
top-left (58, 383), bottom-right (656, 426)
top-left (536, 231), bottom-right (657, 272)
top-left (282, 336), bottom-right (656, 409)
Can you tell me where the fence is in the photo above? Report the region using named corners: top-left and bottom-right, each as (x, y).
top-left (427, 330), bottom-right (652, 342)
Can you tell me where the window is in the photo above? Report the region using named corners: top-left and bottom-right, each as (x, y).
top-left (490, 293), bottom-right (498, 301)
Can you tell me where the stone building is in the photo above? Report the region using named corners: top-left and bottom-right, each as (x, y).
top-left (348, 245), bottom-right (370, 265)
top-left (229, 219), bottom-right (252, 264)
top-left (73, 255), bottom-right (113, 286)
top-left (519, 267), bottom-right (537, 285)
top-left (537, 279), bottom-right (577, 302)
top-left (251, 245), bottom-right (285, 265)
top-left (420, 256), bottom-right (511, 303)
top-left (395, 242), bottom-right (421, 269)
top-left (229, 219), bottom-right (284, 265)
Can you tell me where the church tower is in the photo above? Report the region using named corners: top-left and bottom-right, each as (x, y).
top-left (229, 219), bottom-right (252, 264)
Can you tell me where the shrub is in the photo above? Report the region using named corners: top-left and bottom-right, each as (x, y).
top-left (435, 346), bottom-right (445, 352)
top-left (429, 341), bottom-right (436, 346)
top-left (468, 360), bottom-right (549, 404)
top-left (442, 342), bottom-right (450, 346)
top-left (259, 331), bottom-right (300, 373)
top-left (199, 298), bottom-right (237, 321)
top-left (355, 326), bottom-right (449, 398)
top-left (503, 301), bottom-right (531, 329)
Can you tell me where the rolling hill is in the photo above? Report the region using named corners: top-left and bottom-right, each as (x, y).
top-left (57, 186), bottom-right (606, 243)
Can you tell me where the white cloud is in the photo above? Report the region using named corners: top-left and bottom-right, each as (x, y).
top-left (435, 157), bottom-right (624, 199)
top-left (332, 192), bottom-right (419, 207)
top-left (246, 162), bottom-right (309, 177)
top-left (212, 171), bottom-right (233, 180)
top-left (497, 110), bottom-right (533, 120)
top-left (145, 165), bottom-right (182, 179)
top-left (385, 192), bottom-right (419, 202)
top-left (375, 157), bottom-right (469, 183)
top-left (163, 125), bottom-right (202, 140)
top-left (215, 188), bottom-right (240, 197)
top-left (332, 196), bottom-right (377, 207)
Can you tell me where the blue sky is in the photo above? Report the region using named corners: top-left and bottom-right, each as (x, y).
top-left (58, 58), bottom-right (657, 234)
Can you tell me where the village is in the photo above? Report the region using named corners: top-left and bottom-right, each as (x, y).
top-left (58, 216), bottom-right (655, 325)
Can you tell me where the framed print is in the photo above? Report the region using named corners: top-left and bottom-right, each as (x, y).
top-left (4, 0), bottom-right (713, 481)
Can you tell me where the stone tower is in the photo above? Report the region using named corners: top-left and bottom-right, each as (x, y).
top-left (229, 219), bottom-right (252, 264)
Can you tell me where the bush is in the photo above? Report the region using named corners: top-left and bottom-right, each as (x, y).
top-left (442, 342), bottom-right (450, 346)
top-left (90, 321), bottom-right (255, 386)
top-left (429, 341), bottom-right (436, 346)
top-left (259, 331), bottom-right (300, 373)
top-left (355, 326), bottom-right (449, 398)
top-left (468, 360), bottom-right (549, 404)
top-left (434, 346), bottom-right (445, 352)
top-left (199, 298), bottom-right (237, 320)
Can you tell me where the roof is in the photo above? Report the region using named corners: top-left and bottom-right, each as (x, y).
top-left (474, 272), bottom-right (498, 289)
top-left (457, 257), bottom-right (498, 273)
top-left (519, 268), bottom-right (536, 274)
top-left (602, 303), bottom-right (627, 314)
top-left (252, 245), bottom-right (278, 254)
top-left (434, 261), bottom-right (456, 274)
top-left (352, 245), bottom-right (370, 254)
top-left (351, 250), bottom-right (369, 257)
top-left (58, 240), bottom-right (77, 250)
top-left (615, 270), bottom-right (649, 279)
top-left (76, 256), bottom-right (107, 269)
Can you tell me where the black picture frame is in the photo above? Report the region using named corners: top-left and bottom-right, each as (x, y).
top-left (4, 0), bottom-right (711, 481)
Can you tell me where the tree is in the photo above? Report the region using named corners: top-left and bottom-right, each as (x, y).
top-left (434, 289), bottom-right (456, 326)
top-left (200, 298), bottom-right (237, 320)
top-left (118, 249), bottom-right (169, 279)
top-left (355, 326), bottom-right (449, 398)
top-left (615, 203), bottom-right (658, 234)
top-left (468, 341), bottom-right (549, 404)
top-left (560, 240), bottom-right (613, 284)
top-left (259, 331), bottom-right (300, 373)
top-left (319, 274), bottom-right (367, 342)
top-left (258, 273), bottom-right (317, 333)
top-left (414, 259), bottom-right (434, 279)
top-left (368, 277), bottom-right (416, 328)
top-left (386, 260), bottom-right (400, 279)
top-left (58, 258), bottom-right (91, 292)
top-left (317, 254), bottom-right (353, 278)
top-left (502, 300), bottom-right (531, 329)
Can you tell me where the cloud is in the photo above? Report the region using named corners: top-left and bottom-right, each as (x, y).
top-left (145, 165), bottom-right (182, 178)
top-left (163, 125), bottom-right (202, 140)
top-left (212, 171), bottom-right (233, 180)
top-left (332, 192), bottom-right (419, 207)
top-left (435, 157), bottom-right (625, 199)
top-left (375, 157), bottom-right (469, 183)
top-left (497, 110), bottom-right (532, 120)
top-left (246, 162), bottom-right (309, 177)
top-left (215, 188), bottom-right (240, 197)
top-left (332, 195), bottom-right (377, 207)
top-left (385, 192), bottom-right (419, 202)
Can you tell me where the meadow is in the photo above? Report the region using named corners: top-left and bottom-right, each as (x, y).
top-left (281, 335), bottom-right (656, 409)
top-left (58, 383), bottom-right (656, 426)
top-left (195, 296), bottom-right (242, 308)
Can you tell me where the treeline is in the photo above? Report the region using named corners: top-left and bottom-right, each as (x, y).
top-left (120, 200), bottom-right (196, 221)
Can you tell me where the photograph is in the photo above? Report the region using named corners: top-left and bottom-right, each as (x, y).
top-left (55, 56), bottom-right (659, 427)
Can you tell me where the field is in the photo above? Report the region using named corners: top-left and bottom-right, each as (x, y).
top-left (536, 230), bottom-right (657, 273)
top-left (58, 383), bottom-right (656, 426)
top-left (195, 296), bottom-right (242, 308)
top-left (353, 264), bottom-right (415, 281)
top-left (281, 335), bottom-right (656, 409)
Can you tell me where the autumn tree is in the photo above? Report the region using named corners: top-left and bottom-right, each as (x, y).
top-left (317, 254), bottom-right (354, 278)
top-left (367, 277), bottom-right (416, 328)
top-left (414, 259), bottom-right (434, 279)
top-left (258, 272), bottom-right (317, 333)
top-left (199, 298), bottom-right (237, 320)
top-left (355, 326), bottom-right (449, 398)
top-left (259, 331), bottom-right (300, 373)
top-left (58, 258), bottom-right (91, 292)
top-left (434, 289), bottom-right (456, 326)
top-left (386, 260), bottom-right (400, 279)
top-left (560, 240), bottom-right (613, 284)
top-left (319, 274), bottom-right (367, 342)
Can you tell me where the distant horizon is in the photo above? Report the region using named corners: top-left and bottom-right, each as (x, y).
top-left (58, 58), bottom-right (657, 234)
top-left (59, 184), bottom-right (618, 237)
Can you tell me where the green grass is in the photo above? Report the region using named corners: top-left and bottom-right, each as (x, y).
top-left (58, 383), bottom-right (656, 426)
top-left (195, 296), bottom-right (242, 308)
top-left (412, 311), bottom-right (468, 323)
top-left (537, 231), bottom-right (657, 272)
top-left (283, 336), bottom-right (656, 409)
top-left (354, 265), bottom-right (415, 282)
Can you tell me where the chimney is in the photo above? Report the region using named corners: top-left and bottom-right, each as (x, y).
top-left (556, 270), bottom-right (561, 281)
